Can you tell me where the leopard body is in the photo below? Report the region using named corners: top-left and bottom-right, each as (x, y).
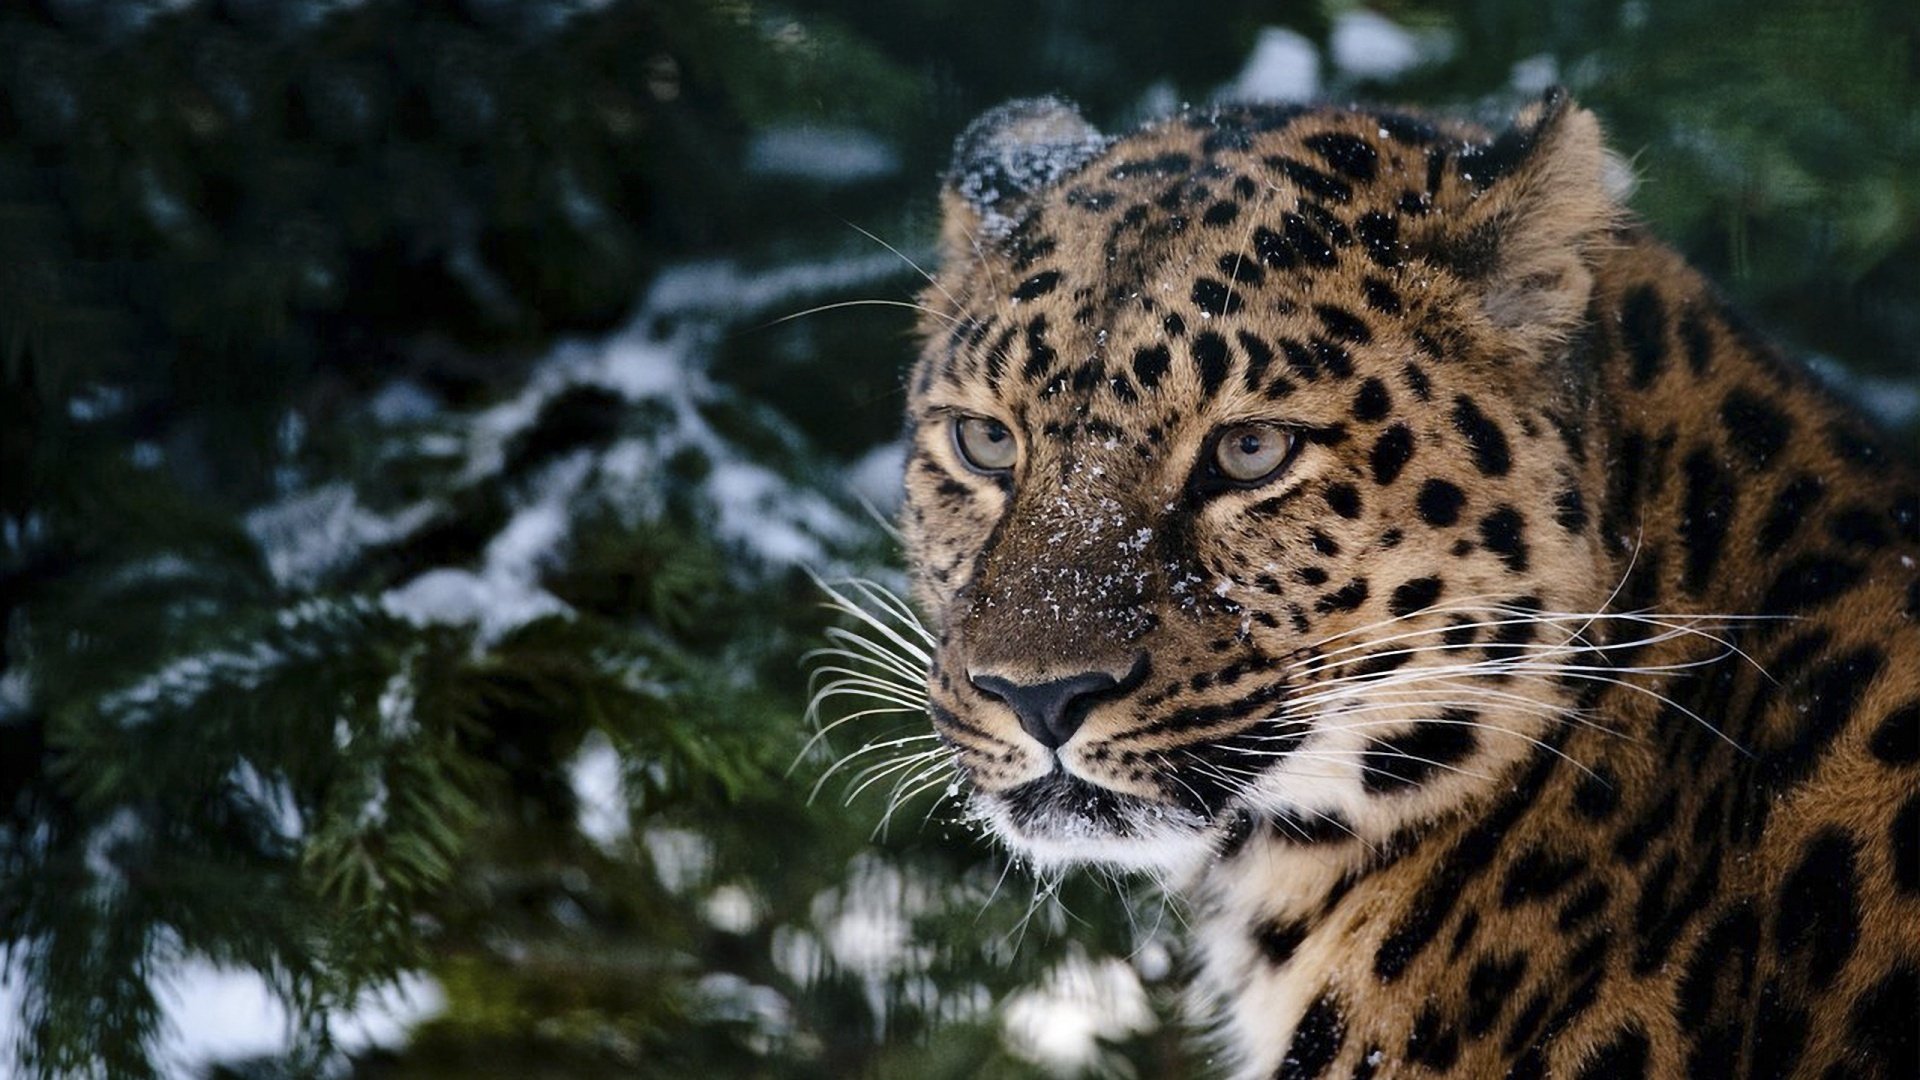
top-left (898, 94), bottom-right (1919, 1078)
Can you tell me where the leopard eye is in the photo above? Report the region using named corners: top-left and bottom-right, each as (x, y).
top-left (1212, 422), bottom-right (1295, 484)
top-left (954, 416), bottom-right (1018, 473)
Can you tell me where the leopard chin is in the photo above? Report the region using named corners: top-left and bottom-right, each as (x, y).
top-left (975, 771), bottom-right (1218, 874)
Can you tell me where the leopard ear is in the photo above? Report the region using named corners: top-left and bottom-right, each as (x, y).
top-left (939, 97), bottom-right (1107, 263)
top-left (1443, 90), bottom-right (1625, 357)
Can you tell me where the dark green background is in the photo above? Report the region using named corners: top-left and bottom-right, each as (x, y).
top-left (1, 1), bottom-right (1913, 1076)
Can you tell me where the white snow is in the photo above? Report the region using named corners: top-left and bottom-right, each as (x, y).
top-left (1509, 52), bottom-right (1561, 95)
top-left (701, 884), bottom-right (763, 934)
top-left (227, 759), bottom-right (304, 841)
top-left (569, 730), bottom-right (630, 849)
top-left (846, 440), bottom-right (906, 515)
top-left (1001, 950), bottom-right (1155, 1076)
top-left (0, 955), bottom-right (442, 1079)
top-left (1223, 27), bottom-right (1320, 103)
top-left (246, 483), bottom-right (438, 588)
top-left (1806, 355), bottom-right (1920, 428)
top-left (381, 454), bottom-right (588, 641)
top-left (746, 125), bottom-right (900, 183)
top-left (1329, 10), bottom-right (1426, 81)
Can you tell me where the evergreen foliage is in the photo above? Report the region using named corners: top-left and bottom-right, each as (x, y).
top-left (0, 1), bottom-right (1911, 1077)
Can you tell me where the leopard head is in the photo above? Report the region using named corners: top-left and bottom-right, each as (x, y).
top-left (902, 93), bottom-right (1623, 873)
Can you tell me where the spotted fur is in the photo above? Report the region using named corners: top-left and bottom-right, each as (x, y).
top-left (898, 93), bottom-right (1919, 1078)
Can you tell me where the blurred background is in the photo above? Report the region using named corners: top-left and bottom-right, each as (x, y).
top-left (0, 1), bottom-right (1914, 1076)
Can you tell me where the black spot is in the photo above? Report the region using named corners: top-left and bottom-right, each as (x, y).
top-left (1417, 479), bottom-right (1465, 526)
top-left (1401, 363), bottom-right (1432, 401)
top-left (1827, 504), bottom-right (1891, 550)
top-left (1389, 577), bottom-right (1442, 618)
top-left (1370, 425), bottom-right (1415, 485)
top-left (1217, 251), bottom-right (1266, 286)
top-left (1268, 155), bottom-right (1353, 204)
top-left (1325, 483), bottom-right (1362, 519)
top-left (1556, 881), bottom-right (1610, 932)
top-left (1376, 111), bottom-right (1439, 145)
top-left (1501, 847), bottom-right (1585, 908)
top-left (1108, 152), bottom-right (1192, 180)
top-left (1255, 918), bottom-right (1308, 965)
top-left (1353, 378), bottom-right (1392, 422)
top-left (1679, 902), bottom-right (1759, 1028)
top-left (1758, 474), bottom-right (1824, 549)
top-left (1279, 991), bottom-right (1347, 1080)
top-left (1851, 965), bottom-right (1919, 1076)
top-left (1193, 333), bottom-right (1232, 397)
top-left (1109, 373), bottom-right (1138, 403)
top-left (1456, 113), bottom-right (1547, 190)
top-left (1757, 554), bottom-right (1863, 616)
top-left (1316, 578), bottom-right (1370, 614)
top-left (1406, 1004), bottom-right (1459, 1069)
top-left (1620, 286), bottom-right (1667, 388)
top-left (1774, 828), bottom-right (1860, 991)
top-left (1011, 270), bottom-right (1061, 301)
top-left (1750, 978), bottom-right (1808, 1080)
top-left (1466, 953), bottom-right (1528, 1038)
top-left (1892, 492), bottom-right (1919, 542)
top-left (1478, 507), bottom-right (1529, 572)
top-left (1828, 422), bottom-right (1886, 468)
top-left (1315, 305), bottom-right (1371, 345)
top-left (1192, 277), bottom-right (1242, 317)
top-left (1720, 390), bottom-right (1792, 468)
top-left (1449, 910), bottom-right (1482, 962)
top-left (1361, 713), bottom-right (1478, 793)
top-left (1203, 200), bottom-right (1240, 226)
top-left (1253, 225), bottom-right (1297, 270)
top-left (1269, 806), bottom-right (1355, 845)
top-left (1572, 765), bottom-right (1618, 820)
top-left (1362, 277), bottom-right (1402, 314)
top-left (1632, 846), bottom-right (1723, 976)
top-left (1309, 530), bottom-right (1341, 556)
top-left (1577, 1028), bottom-right (1649, 1080)
top-left (1133, 345), bottom-right (1172, 389)
top-left (1612, 790), bottom-right (1677, 867)
top-left (1352, 211), bottom-right (1401, 269)
top-left (1452, 397), bottom-right (1512, 476)
top-left (1022, 315), bottom-right (1057, 380)
top-left (1225, 331), bottom-right (1274, 391)
top-left (1282, 212), bottom-right (1338, 267)
top-left (1312, 337), bottom-right (1354, 378)
top-left (1163, 311), bottom-right (1187, 337)
top-left (1871, 703), bottom-right (1919, 765)
top-left (1281, 338), bottom-right (1322, 382)
top-left (1896, 794), bottom-right (1920, 895)
top-left (1553, 487), bottom-right (1588, 533)
top-left (1304, 131), bottom-right (1379, 181)
top-left (1297, 566), bottom-right (1329, 587)
top-left (1679, 447), bottom-right (1736, 595)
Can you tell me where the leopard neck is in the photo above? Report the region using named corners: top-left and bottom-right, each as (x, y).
top-left (1573, 232), bottom-right (1915, 626)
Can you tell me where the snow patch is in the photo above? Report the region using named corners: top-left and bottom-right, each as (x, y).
top-left (247, 483), bottom-right (438, 588)
top-left (846, 441), bottom-right (906, 515)
top-left (746, 125), bottom-right (899, 183)
top-left (570, 730), bottom-right (630, 849)
top-left (1329, 9), bottom-right (1425, 81)
top-left (1001, 950), bottom-right (1155, 1076)
top-left (1223, 27), bottom-right (1320, 103)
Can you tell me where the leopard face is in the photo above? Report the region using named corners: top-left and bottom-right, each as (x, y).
top-left (902, 96), bottom-right (1621, 873)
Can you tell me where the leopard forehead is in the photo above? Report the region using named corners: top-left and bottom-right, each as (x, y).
top-left (905, 100), bottom-right (1596, 471)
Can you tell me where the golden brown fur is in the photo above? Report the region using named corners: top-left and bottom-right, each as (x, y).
top-left (898, 93), bottom-right (1918, 1077)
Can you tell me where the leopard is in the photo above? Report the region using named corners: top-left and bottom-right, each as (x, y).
top-left (892, 91), bottom-right (1919, 1079)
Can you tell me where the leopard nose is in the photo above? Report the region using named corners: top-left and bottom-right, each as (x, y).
top-left (969, 656), bottom-right (1147, 749)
